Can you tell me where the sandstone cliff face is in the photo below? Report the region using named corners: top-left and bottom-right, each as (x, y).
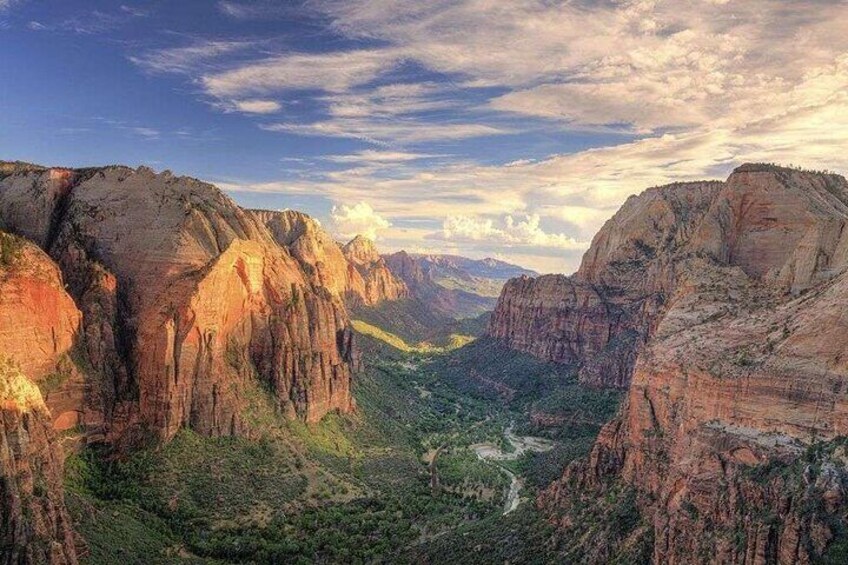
top-left (490, 165), bottom-right (848, 388)
top-left (1, 363), bottom-right (78, 565)
top-left (254, 211), bottom-right (407, 307)
top-left (0, 234), bottom-right (79, 564)
top-left (490, 180), bottom-right (723, 387)
top-left (0, 165), bottom-right (356, 442)
top-left (531, 165), bottom-right (848, 563)
top-left (341, 235), bottom-right (408, 306)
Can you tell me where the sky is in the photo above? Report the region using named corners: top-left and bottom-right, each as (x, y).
top-left (2, 1), bottom-right (848, 273)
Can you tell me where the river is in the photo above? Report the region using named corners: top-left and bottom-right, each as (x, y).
top-left (470, 424), bottom-right (554, 515)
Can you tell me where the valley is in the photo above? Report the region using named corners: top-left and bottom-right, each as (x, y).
top-left (63, 321), bottom-right (617, 563)
top-left (3, 161), bottom-right (848, 564)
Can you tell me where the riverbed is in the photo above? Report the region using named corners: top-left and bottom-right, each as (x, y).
top-left (470, 424), bottom-right (554, 514)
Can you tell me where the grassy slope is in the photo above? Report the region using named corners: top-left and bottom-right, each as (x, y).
top-left (351, 319), bottom-right (474, 353)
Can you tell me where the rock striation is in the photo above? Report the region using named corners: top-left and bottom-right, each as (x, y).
top-left (489, 180), bottom-right (724, 387)
top-left (0, 164), bottom-right (357, 443)
top-left (253, 211), bottom-right (407, 307)
top-left (341, 235), bottom-right (408, 306)
top-left (516, 164), bottom-right (848, 563)
top-left (0, 233), bottom-right (79, 564)
top-left (490, 164), bottom-right (848, 388)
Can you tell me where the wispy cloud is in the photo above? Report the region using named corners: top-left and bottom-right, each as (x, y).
top-left (217, 1), bottom-right (293, 20)
top-left (200, 49), bottom-right (401, 97)
top-left (261, 119), bottom-right (505, 145)
top-left (320, 150), bottom-right (440, 164)
top-left (27, 5), bottom-right (148, 34)
top-left (230, 99), bottom-right (281, 114)
top-left (130, 40), bottom-right (254, 75)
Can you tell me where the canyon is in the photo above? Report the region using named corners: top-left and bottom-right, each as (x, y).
top-left (2, 160), bottom-right (848, 563)
top-left (0, 160), bottom-right (530, 563)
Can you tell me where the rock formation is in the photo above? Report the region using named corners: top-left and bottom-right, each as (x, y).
top-left (254, 210), bottom-right (407, 307)
top-left (0, 164), bottom-right (357, 443)
top-left (340, 235), bottom-right (408, 306)
top-left (489, 180), bottom-right (724, 387)
top-left (503, 164), bottom-right (848, 563)
top-left (0, 233), bottom-right (79, 564)
top-left (491, 164), bottom-right (848, 388)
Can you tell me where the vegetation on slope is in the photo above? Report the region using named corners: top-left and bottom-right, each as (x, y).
top-left (351, 319), bottom-right (473, 353)
top-left (66, 318), bottom-right (622, 564)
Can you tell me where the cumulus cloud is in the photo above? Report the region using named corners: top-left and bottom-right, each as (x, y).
top-left (330, 202), bottom-right (391, 240)
top-left (440, 214), bottom-right (588, 251)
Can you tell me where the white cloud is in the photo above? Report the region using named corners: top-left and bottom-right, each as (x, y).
top-left (232, 99), bottom-right (281, 114)
top-left (217, 1), bottom-right (290, 19)
top-left (24, 5), bottom-right (148, 34)
top-left (137, 0), bottom-right (848, 272)
top-left (201, 49), bottom-right (400, 98)
top-left (321, 150), bottom-right (438, 164)
top-left (441, 214), bottom-right (588, 251)
top-left (262, 119), bottom-right (504, 144)
top-left (330, 202), bottom-right (391, 240)
top-left (130, 40), bottom-right (254, 75)
top-left (129, 127), bottom-right (160, 140)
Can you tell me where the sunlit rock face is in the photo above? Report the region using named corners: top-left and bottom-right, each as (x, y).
top-left (342, 235), bottom-right (408, 306)
top-left (490, 164), bottom-right (848, 388)
top-left (490, 180), bottom-right (723, 388)
top-left (0, 234), bottom-right (79, 564)
top-left (253, 210), bottom-right (408, 307)
top-left (527, 164), bottom-right (848, 563)
top-left (0, 164), bottom-right (357, 443)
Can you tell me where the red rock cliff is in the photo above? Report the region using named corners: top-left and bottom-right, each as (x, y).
top-left (532, 164), bottom-right (848, 563)
top-left (490, 164), bottom-right (848, 388)
top-left (341, 235), bottom-right (408, 306)
top-left (253, 210), bottom-right (408, 307)
top-left (490, 180), bottom-right (723, 387)
top-left (0, 233), bottom-right (80, 564)
top-left (0, 165), bottom-right (356, 442)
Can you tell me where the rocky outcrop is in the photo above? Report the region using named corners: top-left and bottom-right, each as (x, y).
top-left (0, 234), bottom-right (80, 564)
top-left (254, 211), bottom-right (407, 307)
top-left (341, 235), bottom-right (408, 306)
top-left (490, 180), bottom-right (723, 387)
top-left (254, 209), bottom-right (352, 297)
top-left (0, 164), bottom-right (357, 443)
top-left (1, 362), bottom-right (78, 565)
top-left (491, 165), bottom-right (848, 388)
top-left (531, 164), bottom-right (848, 563)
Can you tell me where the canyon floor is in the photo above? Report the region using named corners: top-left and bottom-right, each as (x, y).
top-left (62, 314), bottom-right (620, 564)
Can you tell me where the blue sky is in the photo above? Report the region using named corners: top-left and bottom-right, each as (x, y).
top-left (2, 1), bottom-right (848, 272)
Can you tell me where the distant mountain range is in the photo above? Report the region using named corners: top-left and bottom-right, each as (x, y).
top-left (404, 254), bottom-right (537, 298)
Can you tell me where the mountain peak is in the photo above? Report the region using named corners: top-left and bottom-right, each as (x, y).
top-left (342, 235), bottom-right (380, 264)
